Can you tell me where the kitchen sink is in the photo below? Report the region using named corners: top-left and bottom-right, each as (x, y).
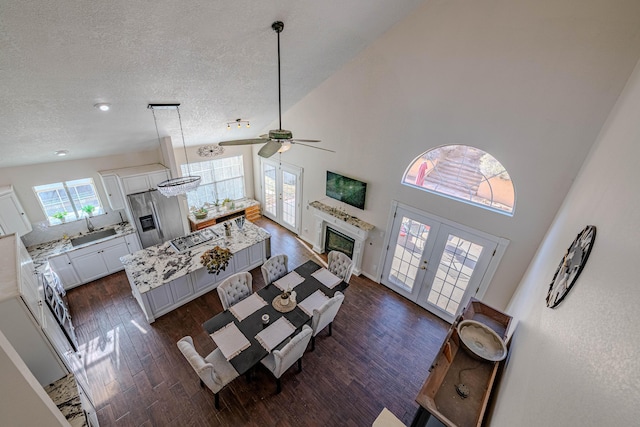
top-left (70, 228), bottom-right (117, 247)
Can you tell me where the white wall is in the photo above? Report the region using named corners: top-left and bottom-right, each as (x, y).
top-left (0, 149), bottom-right (161, 245)
top-left (0, 331), bottom-right (68, 426)
top-left (491, 57), bottom-right (640, 426)
top-left (253, 0), bottom-right (640, 309)
top-left (0, 149), bottom-right (161, 220)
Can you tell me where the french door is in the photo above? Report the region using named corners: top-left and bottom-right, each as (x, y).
top-left (381, 204), bottom-right (504, 323)
top-left (261, 158), bottom-right (302, 234)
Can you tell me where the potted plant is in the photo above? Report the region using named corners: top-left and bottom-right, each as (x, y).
top-left (52, 211), bottom-right (67, 223)
top-left (81, 205), bottom-right (96, 217)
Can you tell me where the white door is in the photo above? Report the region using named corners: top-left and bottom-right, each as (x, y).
top-left (260, 158), bottom-right (302, 234)
top-left (381, 205), bottom-right (501, 323)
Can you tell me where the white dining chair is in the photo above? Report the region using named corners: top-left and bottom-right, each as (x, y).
top-left (261, 254), bottom-right (289, 286)
top-left (176, 336), bottom-right (239, 409)
top-left (260, 325), bottom-right (313, 393)
top-left (327, 250), bottom-right (354, 284)
top-left (217, 272), bottom-right (253, 310)
top-left (311, 291), bottom-right (345, 351)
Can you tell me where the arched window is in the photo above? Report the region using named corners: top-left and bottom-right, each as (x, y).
top-left (402, 145), bottom-right (515, 215)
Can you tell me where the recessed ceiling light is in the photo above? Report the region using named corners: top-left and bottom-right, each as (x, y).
top-left (54, 150), bottom-right (69, 157)
top-left (94, 103), bottom-right (111, 112)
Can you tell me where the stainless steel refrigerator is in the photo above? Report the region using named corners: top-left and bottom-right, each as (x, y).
top-left (127, 190), bottom-right (184, 248)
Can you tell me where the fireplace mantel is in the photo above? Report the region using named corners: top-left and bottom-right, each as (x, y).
top-left (310, 201), bottom-right (374, 276)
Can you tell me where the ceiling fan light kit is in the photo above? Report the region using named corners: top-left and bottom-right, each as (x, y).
top-left (218, 21), bottom-right (334, 158)
top-left (148, 103), bottom-right (201, 197)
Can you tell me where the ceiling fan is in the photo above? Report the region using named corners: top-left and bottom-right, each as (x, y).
top-left (218, 21), bottom-right (334, 158)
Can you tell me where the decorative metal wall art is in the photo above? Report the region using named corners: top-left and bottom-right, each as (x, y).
top-left (197, 144), bottom-right (225, 157)
top-left (546, 225), bottom-right (596, 308)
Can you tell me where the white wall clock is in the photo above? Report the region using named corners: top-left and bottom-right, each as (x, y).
top-left (546, 225), bottom-right (596, 308)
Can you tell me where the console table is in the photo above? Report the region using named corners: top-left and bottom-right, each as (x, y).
top-left (188, 198), bottom-right (261, 231)
top-left (411, 299), bottom-right (512, 427)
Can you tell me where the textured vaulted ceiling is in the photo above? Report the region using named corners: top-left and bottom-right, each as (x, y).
top-left (0, 0), bottom-right (426, 168)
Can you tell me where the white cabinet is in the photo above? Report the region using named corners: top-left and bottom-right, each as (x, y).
top-left (100, 174), bottom-right (125, 210)
top-left (233, 247), bottom-right (251, 271)
top-left (0, 186), bottom-right (32, 236)
top-left (147, 284), bottom-right (173, 314)
top-left (48, 253), bottom-right (81, 290)
top-left (0, 234), bottom-right (67, 386)
top-left (1, 233), bottom-right (98, 426)
top-left (67, 236), bottom-right (130, 283)
top-left (102, 240), bottom-right (129, 272)
top-left (170, 275), bottom-right (193, 305)
top-left (190, 267), bottom-right (218, 293)
top-left (124, 232), bottom-right (142, 253)
top-left (121, 169), bottom-right (170, 195)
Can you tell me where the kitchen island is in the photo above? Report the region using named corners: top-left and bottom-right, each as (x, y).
top-left (121, 220), bottom-right (270, 323)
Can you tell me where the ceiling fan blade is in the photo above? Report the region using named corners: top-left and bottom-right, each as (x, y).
top-left (258, 140), bottom-right (282, 158)
top-left (294, 142), bottom-right (336, 153)
top-left (219, 138), bottom-right (267, 146)
top-left (259, 134), bottom-right (269, 139)
top-left (290, 139), bottom-right (321, 143)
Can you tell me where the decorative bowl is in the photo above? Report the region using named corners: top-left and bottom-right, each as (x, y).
top-left (194, 209), bottom-right (208, 219)
top-left (456, 319), bottom-right (507, 362)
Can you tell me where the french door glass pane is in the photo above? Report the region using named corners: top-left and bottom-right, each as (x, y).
top-left (264, 164), bottom-right (277, 216)
top-left (427, 234), bottom-right (483, 315)
top-left (282, 171), bottom-right (296, 226)
top-left (388, 217), bottom-right (430, 292)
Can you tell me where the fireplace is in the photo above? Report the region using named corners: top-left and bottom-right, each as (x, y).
top-left (325, 227), bottom-right (355, 259)
top-left (311, 201), bottom-right (374, 276)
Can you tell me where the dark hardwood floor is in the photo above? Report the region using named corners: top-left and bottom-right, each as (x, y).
top-left (66, 218), bottom-right (448, 426)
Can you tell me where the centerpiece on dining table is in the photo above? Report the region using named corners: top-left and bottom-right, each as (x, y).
top-left (272, 287), bottom-right (297, 313)
top-left (200, 246), bottom-right (233, 275)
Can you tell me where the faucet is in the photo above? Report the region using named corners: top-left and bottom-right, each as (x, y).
top-left (86, 216), bottom-right (95, 232)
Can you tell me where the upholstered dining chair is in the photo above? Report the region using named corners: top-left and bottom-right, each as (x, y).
top-left (176, 336), bottom-right (239, 409)
top-left (260, 325), bottom-right (313, 393)
top-left (217, 272), bottom-right (253, 310)
top-left (311, 291), bottom-right (345, 351)
top-left (261, 254), bottom-right (289, 286)
top-left (327, 250), bottom-right (354, 284)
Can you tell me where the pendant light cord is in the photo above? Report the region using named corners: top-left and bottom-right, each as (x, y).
top-left (151, 105), bottom-right (193, 177)
top-left (176, 106), bottom-right (193, 177)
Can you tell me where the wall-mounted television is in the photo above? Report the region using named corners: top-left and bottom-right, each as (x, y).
top-left (326, 171), bottom-right (367, 210)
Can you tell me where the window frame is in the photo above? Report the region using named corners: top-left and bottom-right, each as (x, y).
top-left (34, 178), bottom-right (104, 225)
top-left (180, 155), bottom-right (246, 209)
top-left (402, 145), bottom-right (515, 216)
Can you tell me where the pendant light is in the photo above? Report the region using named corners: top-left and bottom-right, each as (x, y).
top-left (148, 103), bottom-right (201, 197)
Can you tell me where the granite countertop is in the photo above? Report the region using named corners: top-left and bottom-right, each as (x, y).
top-left (309, 200), bottom-right (375, 231)
top-left (44, 373), bottom-right (87, 427)
top-left (121, 220), bottom-right (270, 294)
top-left (27, 222), bottom-right (136, 274)
top-left (188, 198), bottom-right (260, 225)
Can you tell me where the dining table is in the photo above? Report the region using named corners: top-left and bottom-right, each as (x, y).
top-left (202, 259), bottom-right (349, 375)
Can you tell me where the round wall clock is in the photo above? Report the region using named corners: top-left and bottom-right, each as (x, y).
top-left (546, 225), bottom-right (596, 308)
top-left (197, 144), bottom-right (225, 157)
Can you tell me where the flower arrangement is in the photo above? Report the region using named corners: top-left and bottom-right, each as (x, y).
top-left (200, 246), bottom-right (233, 275)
